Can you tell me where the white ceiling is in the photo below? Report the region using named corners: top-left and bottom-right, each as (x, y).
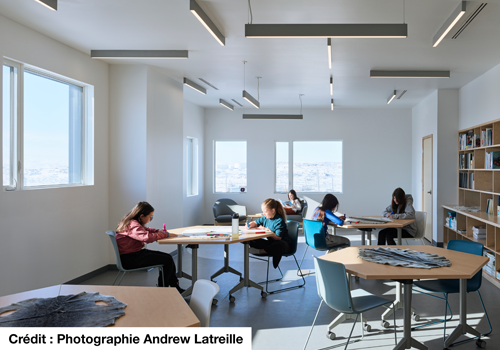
top-left (1, 0), bottom-right (500, 109)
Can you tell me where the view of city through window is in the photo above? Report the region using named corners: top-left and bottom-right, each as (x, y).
top-left (215, 141), bottom-right (247, 193)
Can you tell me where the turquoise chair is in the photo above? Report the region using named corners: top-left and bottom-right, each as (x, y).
top-left (304, 257), bottom-right (397, 350)
top-left (106, 231), bottom-right (165, 286)
top-left (412, 239), bottom-right (491, 348)
top-left (250, 220), bottom-right (306, 294)
top-left (298, 218), bottom-right (349, 276)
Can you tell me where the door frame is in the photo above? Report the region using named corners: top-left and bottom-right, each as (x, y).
top-left (422, 134), bottom-right (433, 242)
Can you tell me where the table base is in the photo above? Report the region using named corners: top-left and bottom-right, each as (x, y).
top-left (228, 243), bottom-right (265, 301)
top-left (210, 245), bottom-right (243, 281)
top-left (394, 281), bottom-right (427, 350)
top-left (180, 244), bottom-right (198, 298)
top-left (176, 244), bottom-right (192, 280)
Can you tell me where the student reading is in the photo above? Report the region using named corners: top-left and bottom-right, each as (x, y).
top-left (115, 201), bottom-right (184, 292)
top-left (312, 194), bottom-right (351, 250)
top-left (377, 187), bottom-right (417, 245)
top-left (283, 189), bottom-right (302, 215)
top-left (245, 198), bottom-right (292, 268)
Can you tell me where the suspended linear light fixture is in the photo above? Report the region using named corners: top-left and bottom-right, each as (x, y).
top-left (243, 114), bottom-right (302, 119)
top-left (91, 50), bottom-right (188, 59)
top-left (330, 76), bottom-right (333, 95)
top-left (183, 78), bottom-right (207, 95)
top-left (433, 1), bottom-right (466, 47)
top-left (387, 90), bottom-right (396, 104)
top-left (327, 38), bottom-right (332, 69)
top-left (331, 99), bottom-right (334, 111)
top-left (190, 0), bottom-right (225, 46)
top-left (231, 99), bottom-right (243, 107)
top-left (370, 70), bottom-right (450, 78)
top-left (219, 99), bottom-right (234, 111)
top-left (34, 0), bottom-right (57, 11)
top-left (245, 23), bottom-right (407, 38)
top-left (242, 90), bottom-right (260, 109)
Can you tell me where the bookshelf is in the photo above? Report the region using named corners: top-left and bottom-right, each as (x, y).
top-left (444, 118), bottom-right (500, 287)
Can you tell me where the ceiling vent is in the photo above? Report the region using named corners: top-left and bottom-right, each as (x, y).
top-left (452, 3), bottom-right (487, 39)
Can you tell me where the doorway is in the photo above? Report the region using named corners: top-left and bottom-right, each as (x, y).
top-left (422, 135), bottom-right (433, 242)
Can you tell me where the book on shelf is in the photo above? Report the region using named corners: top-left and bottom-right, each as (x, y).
top-left (475, 134), bottom-right (480, 148)
top-left (485, 151), bottom-right (500, 169)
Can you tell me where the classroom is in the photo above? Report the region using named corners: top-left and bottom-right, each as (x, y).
top-left (1, 1), bottom-right (500, 349)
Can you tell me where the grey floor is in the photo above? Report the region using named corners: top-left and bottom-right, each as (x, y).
top-left (82, 230), bottom-right (499, 350)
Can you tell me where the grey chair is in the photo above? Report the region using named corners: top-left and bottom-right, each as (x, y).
top-left (403, 211), bottom-right (427, 245)
top-left (213, 198), bottom-right (247, 225)
top-left (106, 231), bottom-right (164, 286)
top-left (286, 198), bottom-right (308, 224)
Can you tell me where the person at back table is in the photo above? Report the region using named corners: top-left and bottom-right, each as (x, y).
top-left (283, 189), bottom-right (302, 215)
top-left (245, 198), bottom-right (292, 269)
top-left (312, 194), bottom-right (351, 251)
top-left (377, 187), bottom-right (417, 245)
top-left (115, 201), bottom-right (184, 293)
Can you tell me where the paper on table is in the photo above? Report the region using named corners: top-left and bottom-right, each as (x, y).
top-left (241, 229), bottom-right (268, 234)
top-left (347, 216), bottom-right (393, 223)
top-left (182, 229), bottom-right (211, 236)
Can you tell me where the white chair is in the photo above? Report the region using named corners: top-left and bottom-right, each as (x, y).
top-left (189, 280), bottom-right (219, 327)
top-left (404, 211), bottom-right (427, 245)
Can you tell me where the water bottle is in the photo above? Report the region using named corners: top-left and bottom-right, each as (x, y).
top-left (232, 213), bottom-right (240, 240)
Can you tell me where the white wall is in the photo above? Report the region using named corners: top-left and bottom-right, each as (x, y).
top-left (203, 108), bottom-right (413, 224)
top-left (183, 101), bottom-right (205, 227)
top-left (459, 63), bottom-right (500, 130)
top-left (412, 90), bottom-right (459, 244)
top-left (0, 14), bottom-right (109, 296)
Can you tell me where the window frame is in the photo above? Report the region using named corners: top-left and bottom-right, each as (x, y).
top-left (2, 58), bottom-right (93, 191)
top-left (213, 140), bottom-right (247, 194)
top-left (186, 136), bottom-right (198, 196)
top-left (274, 140), bottom-right (343, 194)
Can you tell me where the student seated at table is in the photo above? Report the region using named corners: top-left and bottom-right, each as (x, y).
top-left (245, 198), bottom-right (292, 269)
top-left (115, 201), bottom-right (184, 293)
top-left (283, 189), bottom-right (302, 215)
top-left (312, 194), bottom-right (351, 251)
top-left (377, 187), bottom-right (417, 245)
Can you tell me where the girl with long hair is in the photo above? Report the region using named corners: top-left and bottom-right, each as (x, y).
top-left (115, 201), bottom-right (183, 292)
top-left (312, 193), bottom-right (351, 250)
top-left (283, 189), bottom-right (302, 215)
top-left (245, 198), bottom-right (292, 268)
top-left (377, 187), bottom-right (417, 245)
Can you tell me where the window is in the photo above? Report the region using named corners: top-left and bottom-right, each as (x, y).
top-left (275, 140), bottom-right (343, 193)
top-left (275, 141), bottom-right (289, 193)
top-left (214, 141), bottom-right (246, 193)
top-left (2, 59), bottom-right (93, 190)
top-left (187, 137), bottom-right (198, 196)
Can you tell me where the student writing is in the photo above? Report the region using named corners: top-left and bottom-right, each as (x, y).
top-left (283, 189), bottom-right (302, 215)
top-left (312, 194), bottom-right (351, 250)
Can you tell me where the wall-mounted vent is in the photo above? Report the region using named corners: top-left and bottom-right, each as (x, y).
top-left (452, 3), bottom-right (487, 39)
top-left (397, 90), bottom-right (407, 99)
top-left (198, 78), bottom-right (219, 90)
top-left (231, 99), bottom-right (243, 107)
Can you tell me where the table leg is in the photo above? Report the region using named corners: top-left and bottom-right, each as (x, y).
top-left (394, 281), bottom-right (427, 350)
top-left (361, 229), bottom-right (366, 245)
top-left (382, 282), bottom-right (416, 323)
top-left (181, 244), bottom-right (198, 298)
top-left (228, 242), bottom-right (263, 298)
top-left (176, 244), bottom-right (192, 280)
top-left (444, 279), bottom-right (481, 348)
top-left (210, 244), bottom-right (243, 281)
top-left (397, 227), bottom-right (402, 245)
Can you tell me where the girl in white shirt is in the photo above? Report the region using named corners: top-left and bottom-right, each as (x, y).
top-left (284, 189), bottom-right (302, 215)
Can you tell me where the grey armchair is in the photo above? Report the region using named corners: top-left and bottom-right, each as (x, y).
top-left (213, 198), bottom-right (247, 226)
top-left (286, 198), bottom-right (308, 225)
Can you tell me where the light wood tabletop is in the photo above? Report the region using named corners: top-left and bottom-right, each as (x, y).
top-left (0, 285), bottom-right (200, 327)
top-left (320, 245), bottom-right (488, 280)
top-left (340, 218), bottom-right (415, 230)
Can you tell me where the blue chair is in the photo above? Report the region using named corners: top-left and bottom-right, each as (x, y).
top-left (106, 231), bottom-right (165, 286)
top-left (303, 256), bottom-right (397, 350)
top-left (412, 239), bottom-right (492, 348)
top-left (250, 220), bottom-right (306, 294)
top-left (298, 219), bottom-right (349, 276)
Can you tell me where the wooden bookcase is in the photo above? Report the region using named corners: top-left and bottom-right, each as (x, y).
top-left (443, 117), bottom-right (500, 287)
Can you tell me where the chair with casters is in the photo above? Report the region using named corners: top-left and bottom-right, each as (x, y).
top-left (298, 219), bottom-right (349, 276)
top-left (303, 256), bottom-right (397, 350)
top-left (213, 198), bottom-right (247, 226)
top-left (189, 279), bottom-right (219, 327)
top-left (106, 231), bottom-right (164, 286)
top-left (403, 211), bottom-right (427, 245)
top-left (249, 220), bottom-right (306, 295)
top-left (412, 239), bottom-right (492, 348)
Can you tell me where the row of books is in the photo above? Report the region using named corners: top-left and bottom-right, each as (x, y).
top-left (459, 153), bottom-right (474, 169)
top-left (483, 251), bottom-right (495, 276)
top-left (485, 151), bottom-right (500, 169)
top-left (459, 172), bottom-right (474, 189)
top-left (472, 225), bottom-right (486, 239)
top-left (459, 128), bottom-right (493, 150)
